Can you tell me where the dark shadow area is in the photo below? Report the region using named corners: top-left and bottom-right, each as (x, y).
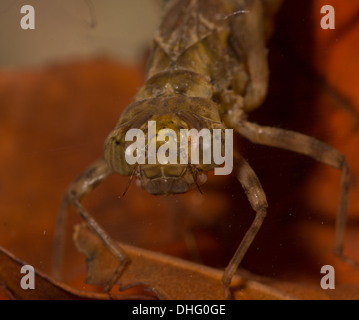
top-left (197, 0), bottom-right (325, 282)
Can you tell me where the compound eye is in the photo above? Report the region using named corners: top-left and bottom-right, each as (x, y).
top-left (104, 127), bottom-right (135, 175)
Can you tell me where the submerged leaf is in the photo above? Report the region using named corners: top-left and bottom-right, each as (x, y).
top-left (74, 223), bottom-right (359, 300)
top-left (0, 246), bottom-right (150, 300)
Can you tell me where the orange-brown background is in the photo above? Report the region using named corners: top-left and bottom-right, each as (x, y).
top-left (0, 0), bottom-right (358, 298)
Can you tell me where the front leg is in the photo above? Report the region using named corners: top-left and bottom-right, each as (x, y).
top-left (53, 158), bottom-right (129, 290)
top-left (222, 152), bottom-right (268, 299)
top-left (233, 120), bottom-right (357, 268)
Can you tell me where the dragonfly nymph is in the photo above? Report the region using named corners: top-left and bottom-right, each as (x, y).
top-left (54, 0), bottom-right (355, 299)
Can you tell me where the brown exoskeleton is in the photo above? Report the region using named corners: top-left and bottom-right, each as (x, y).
top-left (53, 0), bottom-right (357, 299)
